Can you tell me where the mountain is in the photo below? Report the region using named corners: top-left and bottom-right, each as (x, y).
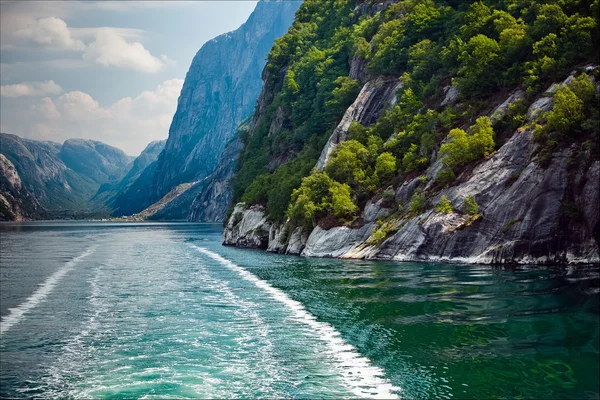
top-left (188, 131), bottom-right (244, 222)
top-left (0, 133), bottom-right (132, 218)
top-left (222, 0), bottom-right (600, 264)
top-left (59, 139), bottom-right (133, 185)
top-left (98, 139), bottom-right (165, 214)
top-left (0, 154), bottom-right (43, 221)
top-left (140, 0), bottom-right (301, 215)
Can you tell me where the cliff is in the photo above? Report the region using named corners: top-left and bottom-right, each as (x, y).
top-left (223, 0), bottom-right (600, 264)
top-left (224, 76), bottom-right (600, 263)
top-left (0, 154), bottom-right (43, 221)
top-left (144, 0), bottom-right (301, 215)
top-left (108, 140), bottom-right (166, 216)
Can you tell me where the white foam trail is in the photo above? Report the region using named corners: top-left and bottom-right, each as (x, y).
top-left (192, 246), bottom-right (401, 399)
top-left (1, 246), bottom-right (96, 335)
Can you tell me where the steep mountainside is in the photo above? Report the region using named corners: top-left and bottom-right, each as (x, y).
top-left (0, 154), bottom-right (43, 221)
top-left (188, 129), bottom-right (245, 222)
top-left (59, 139), bottom-right (133, 185)
top-left (223, 0), bottom-right (600, 264)
top-left (99, 140), bottom-right (165, 214)
top-left (145, 0), bottom-right (301, 214)
top-left (0, 133), bottom-right (132, 218)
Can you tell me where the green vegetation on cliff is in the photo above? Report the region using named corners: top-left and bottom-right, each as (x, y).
top-left (233, 0), bottom-right (599, 227)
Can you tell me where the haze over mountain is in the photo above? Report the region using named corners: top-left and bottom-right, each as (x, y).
top-left (0, 133), bottom-right (132, 219)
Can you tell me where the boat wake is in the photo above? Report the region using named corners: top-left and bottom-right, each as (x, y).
top-left (191, 246), bottom-right (401, 399)
top-left (0, 246), bottom-right (96, 335)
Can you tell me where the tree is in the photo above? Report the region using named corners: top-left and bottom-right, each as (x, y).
top-left (470, 116), bottom-right (495, 157)
top-left (329, 181), bottom-right (357, 218)
top-left (439, 128), bottom-right (471, 167)
top-left (325, 140), bottom-right (368, 187)
top-left (454, 34), bottom-right (502, 96)
top-left (439, 117), bottom-right (495, 167)
top-left (375, 152), bottom-right (397, 182)
top-left (409, 190), bottom-right (426, 214)
top-left (569, 73), bottom-right (596, 105)
top-left (434, 168), bottom-right (455, 186)
top-left (464, 195), bottom-right (479, 215)
top-left (408, 39), bottom-right (440, 81)
top-left (287, 171), bottom-right (357, 226)
top-left (348, 121), bottom-right (368, 144)
top-left (436, 195), bottom-right (453, 213)
top-left (402, 143), bottom-right (428, 172)
top-left (545, 85), bottom-right (584, 135)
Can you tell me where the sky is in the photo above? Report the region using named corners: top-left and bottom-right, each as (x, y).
top-left (0, 0), bottom-right (259, 155)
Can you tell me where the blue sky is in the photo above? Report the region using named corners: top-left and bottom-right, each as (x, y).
top-left (0, 1), bottom-right (259, 155)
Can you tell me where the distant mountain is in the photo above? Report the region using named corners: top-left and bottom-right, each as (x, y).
top-left (0, 154), bottom-right (43, 221)
top-left (142, 0), bottom-right (301, 214)
top-left (60, 139), bottom-right (133, 185)
top-left (0, 133), bottom-right (132, 218)
top-left (96, 140), bottom-right (165, 213)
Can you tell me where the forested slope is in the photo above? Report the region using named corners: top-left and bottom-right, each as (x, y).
top-left (224, 0), bottom-right (600, 264)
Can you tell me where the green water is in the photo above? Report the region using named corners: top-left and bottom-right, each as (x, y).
top-left (0, 222), bottom-right (598, 398)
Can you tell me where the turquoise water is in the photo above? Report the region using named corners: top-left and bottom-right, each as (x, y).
top-left (0, 222), bottom-right (598, 399)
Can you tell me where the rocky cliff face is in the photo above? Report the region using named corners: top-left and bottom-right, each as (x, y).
top-left (315, 77), bottom-right (402, 170)
top-left (0, 154), bottom-right (43, 221)
top-left (223, 63), bottom-right (600, 264)
top-left (0, 133), bottom-right (132, 217)
top-left (187, 136), bottom-right (243, 222)
top-left (108, 140), bottom-right (166, 216)
top-left (147, 0), bottom-right (301, 212)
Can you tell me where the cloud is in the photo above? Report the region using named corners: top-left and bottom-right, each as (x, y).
top-left (1, 80), bottom-right (63, 97)
top-left (54, 90), bottom-right (110, 120)
top-left (83, 29), bottom-right (166, 73)
top-left (2, 79), bottom-right (184, 155)
top-left (35, 97), bottom-right (60, 119)
top-left (14, 16), bottom-right (85, 51)
top-left (2, 13), bottom-right (168, 73)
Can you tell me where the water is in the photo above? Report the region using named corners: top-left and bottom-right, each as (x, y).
top-left (0, 222), bottom-right (598, 399)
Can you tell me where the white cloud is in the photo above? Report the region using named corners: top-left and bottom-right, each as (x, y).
top-left (54, 90), bottom-right (110, 120)
top-left (1, 80), bottom-right (63, 97)
top-left (14, 17), bottom-right (85, 51)
top-left (35, 97), bottom-right (61, 119)
top-left (83, 29), bottom-right (166, 73)
top-left (1, 79), bottom-right (184, 155)
top-left (1, 12), bottom-right (168, 74)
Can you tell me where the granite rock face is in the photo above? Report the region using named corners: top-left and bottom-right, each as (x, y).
top-left (223, 203), bottom-right (271, 249)
top-left (187, 136), bottom-right (243, 222)
top-left (315, 77), bottom-right (402, 170)
top-left (148, 0), bottom-right (300, 210)
top-left (224, 73), bottom-right (600, 264)
top-left (0, 154), bottom-right (43, 221)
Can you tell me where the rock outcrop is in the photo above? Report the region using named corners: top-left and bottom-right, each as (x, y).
top-left (148, 0), bottom-right (300, 210)
top-left (223, 203), bottom-right (271, 248)
top-left (187, 136), bottom-right (243, 222)
top-left (315, 77), bottom-right (402, 170)
top-left (224, 74), bottom-right (600, 264)
top-left (0, 154), bottom-right (43, 221)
